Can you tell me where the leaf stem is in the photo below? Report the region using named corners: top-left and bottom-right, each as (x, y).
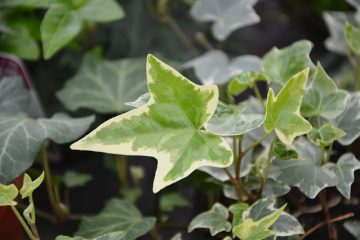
top-left (355, 57), bottom-right (360, 91)
top-left (253, 83), bottom-right (265, 110)
top-left (242, 132), bottom-right (271, 156)
top-left (258, 140), bottom-right (275, 197)
top-left (117, 155), bottom-right (129, 189)
top-left (223, 168), bottom-right (256, 202)
top-left (11, 206), bottom-right (38, 240)
top-left (319, 190), bottom-right (337, 240)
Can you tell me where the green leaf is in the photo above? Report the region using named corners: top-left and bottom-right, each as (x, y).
top-left (56, 231), bottom-right (126, 240)
top-left (0, 77), bottom-right (29, 116)
top-left (344, 221), bottom-right (360, 240)
top-left (0, 183), bottom-right (18, 206)
top-left (262, 40), bottom-right (314, 84)
top-left (120, 188), bottom-right (142, 203)
top-left (205, 101), bottom-right (264, 136)
top-left (188, 203), bottom-right (231, 236)
top-left (71, 55), bottom-right (232, 193)
top-left (57, 54), bottom-right (147, 114)
top-left (170, 233), bottom-right (182, 240)
top-left (233, 204), bottom-right (285, 240)
top-left (264, 69), bottom-right (312, 145)
top-left (270, 139), bottom-right (337, 198)
top-left (78, 0), bottom-right (124, 22)
top-left (160, 192), bottom-right (190, 212)
top-left (184, 50), bottom-right (262, 85)
top-left (272, 138), bottom-right (299, 160)
top-left (345, 23), bottom-right (360, 57)
top-left (301, 63), bottom-right (349, 119)
top-left (0, 0), bottom-right (50, 8)
top-left (20, 172), bottom-right (44, 198)
top-left (325, 153), bottom-right (360, 199)
top-left (227, 71), bottom-right (266, 96)
top-left (241, 197), bottom-right (304, 238)
top-left (76, 199), bottom-right (156, 240)
top-left (332, 93), bottom-right (360, 145)
top-left (41, 5), bottom-right (82, 59)
top-left (125, 93), bottom-right (150, 109)
top-left (63, 171), bottom-right (92, 188)
top-left (229, 203), bottom-right (249, 226)
top-left (307, 123), bottom-right (345, 146)
top-left (190, 0), bottom-right (260, 40)
top-left (0, 111), bottom-right (94, 184)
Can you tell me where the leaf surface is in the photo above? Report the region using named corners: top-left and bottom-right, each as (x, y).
top-left (78, 0), bottom-right (124, 22)
top-left (344, 221), bottom-right (360, 240)
top-left (307, 123), bottom-right (345, 146)
top-left (0, 77), bottom-right (29, 116)
top-left (0, 183), bottom-right (18, 206)
top-left (63, 171), bottom-right (92, 188)
top-left (56, 231), bottom-right (126, 240)
top-left (20, 172), bottom-right (44, 198)
top-left (345, 23), bottom-right (360, 56)
top-left (160, 192), bottom-right (190, 212)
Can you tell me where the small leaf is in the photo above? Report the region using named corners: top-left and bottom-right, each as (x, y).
top-left (77, 0), bottom-right (124, 22)
top-left (229, 203), bottom-right (249, 226)
top-left (160, 192), bottom-right (190, 212)
top-left (188, 203), bottom-right (231, 236)
top-left (301, 63), bottom-right (349, 119)
top-left (56, 231), bottom-right (126, 240)
top-left (325, 153), bottom-right (360, 199)
top-left (57, 54), bottom-right (147, 114)
top-left (307, 123), bottom-right (345, 146)
top-left (71, 55), bottom-right (232, 193)
top-left (264, 69), bottom-right (312, 145)
top-left (272, 138), bottom-right (299, 160)
top-left (332, 93), bottom-right (360, 145)
top-left (190, 0), bottom-right (260, 40)
top-left (345, 23), bottom-right (360, 57)
top-left (184, 50), bottom-right (261, 85)
top-left (270, 139), bottom-right (337, 198)
top-left (344, 221), bottom-right (360, 240)
top-left (63, 171), bottom-right (92, 188)
top-left (125, 93), bottom-right (150, 108)
top-left (120, 188), bottom-right (142, 203)
top-left (76, 199), bottom-right (156, 240)
top-left (227, 71), bottom-right (266, 96)
top-left (205, 101), bottom-right (264, 136)
top-left (0, 77), bottom-right (29, 116)
top-left (20, 172), bottom-right (44, 198)
top-left (0, 183), bottom-right (18, 206)
top-left (262, 40), bottom-right (314, 84)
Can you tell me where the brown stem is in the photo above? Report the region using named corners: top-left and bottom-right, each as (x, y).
top-left (300, 213), bottom-right (353, 240)
top-left (319, 190), bottom-right (337, 240)
top-left (223, 168), bottom-right (256, 202)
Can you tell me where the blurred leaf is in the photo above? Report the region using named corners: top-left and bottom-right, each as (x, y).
top-left (0, 0), bottom-right (50, 8)
top-left (264, 69), bottom-right (312, 145)
top-left (229, 203), bottom-right (249, 226)
top-left (205, 101), bottom-right (264, 136)
top-left (344, 221), bottom-right (360, 240)
top-left (0, 183), bottom-right (18, 206)
top-left (307, 123), bottom-right (345, 146)
top-left (227, 72), bottom-right (266, 96)
top-left (76, 199), bottom-right (156, 240)
top-left (170, 233), bottom-right (183, 240)
top-left (77, 0), bottom-right (124, 22)
top-left (57, 54), bottom-right (147, 114)
top-left (120, 188), bottom-right (142, 203)
top-left (0, 77), bottom-right (29, 116)
top-left (125, 93), bottom-right (150, 109)
top-left (188, 203), bottom-right (231, 236)
top-left (272, 138), bottom-right (299, 160)
top-left (262, 40), bottom-right (314, 84)
top-left (63, 171), bottom-right (92, 188)
top-left (20, 172), bottom-right (44, 198)
top-left (190, 0), bottom-right (260, 40)
top-left (345, 23), bottom-right (360, 56)
top-left (56, 231), bottom-right (126, 240)
top-left (160, 192), bottom-right (190, 212)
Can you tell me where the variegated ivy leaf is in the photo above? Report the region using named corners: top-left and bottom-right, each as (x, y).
top-left (227, 71), bottom-right (266, 96)
top-left (242, 197), bottom-right (303, 238)
top-left (0, 77), bottom-right (29, 116)
top-left (188, 203), bottom-right (231, 236)
top-left (76, 199), bottom-right (156, 240)
top-left (125, 93), bottom-right (150, 108)
top-left (233, 204), bottom-right (286, 240)
top-left (264, 69), bottom-right (312, 145)
top-left (56, 231), bottom-right (126, 240)
top-left (344, 221), bottom-right (360, 240)
top-left (190, 0), bottom-right (260, 40)
top-left (71, 55), bottom-right (232, 193)
top-left (270, 139), bottom-right (337, 198)
top-left (307, 123), bottom-right (345, 147)
top-left (160, 192), bottom-right (190, 212)
top-left (324, 153), bottom-right (360, 199)
top-left (57, 54), bottom-right (147, 114)
top-left (229, 203), bottom-right (249, 226)
top-left (63, 171), bottom-right (92, 188)
top-left (20, 172), bottom-right (44, 198)
top-left (345, 23), bottom-right (360, 56)
top-left (0, 183), bottom-right (18, 206)
top-left (262, 40), bottom-right (314, 85)
top-left (301, 63), bottom-right (349, 119)
top-left (272, 138), bottom-right (299, 160)
top-left (332, 93), bottom-right (360, 145)
top-left (184, 50), bottom-right (261, 85)
top-left (205, 101), bottom-right (264, 136)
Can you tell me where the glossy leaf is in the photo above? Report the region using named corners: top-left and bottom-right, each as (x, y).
top-left (190, 0), bottom-right (260, 40)
top-left (184, 50), bottom-right (261, 85)
top-left (301, 63), bottom-right (349, 119)
top-left (344, 221), bottom-right (360, 240)
top-left (307, 123), bottom-right (345, 147)
top-left (57, 54), bottom-right (147, 114)
top-left (345, 23), bottom-right (360, 57)
top-left (20, 172), bottom-right (44, 198)
top-left (272, 138), bottom-right (298, 160)
top-left (41, 5), bottom-right (82, 59)
top-left (0, 183), bottom-right (18, 206)
top-left (188, 203), bottom-right (231, 236)
top-left (242, 197), bottom-right (303, 237)
top-left (56, 232), bottom-right (126, 240)
top-left (71, 55), bottom-right (232, 193)
top-left (262, 40), bottom-right (314, 84)
top-left (270, 139), bottom-right (337, 198)
top-left (0, 77), bottom-right (29, 116)
top-left (227, 71), bottom-right (266, 96)
top-left (160, 192), bottom-right (190, 212)
top-left (205, 101), bottom-right (264, 136)
top-left (325, 153), bottom-right (360, 199)
top-left (264, 69), bottom-right (312, 145)
top-left (332, 93), bottom-right (360, 145)
top-left (63, 171), bottom-right (92, 188)
top-left (76, 199), bottom-right (156, 240)
top-left (77, 0), bottom-right (124, 23)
